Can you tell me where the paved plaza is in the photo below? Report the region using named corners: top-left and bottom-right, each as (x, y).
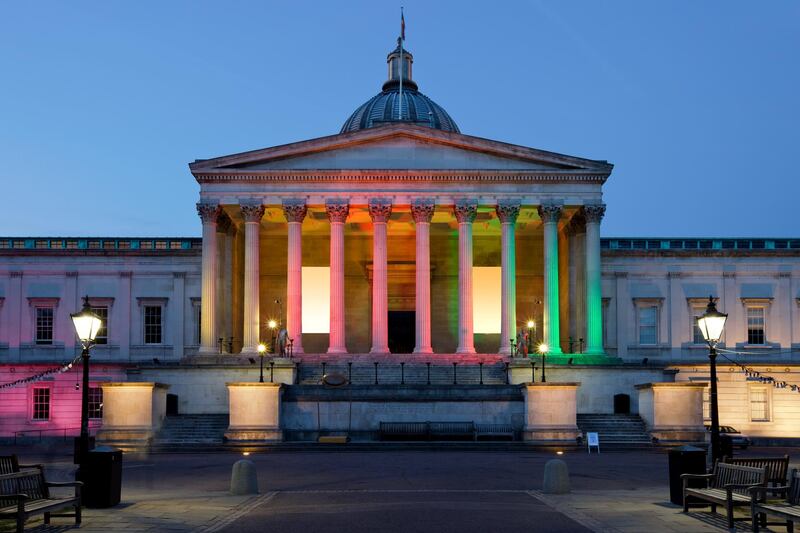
top-left (1, 446), bottom-right (798, 532)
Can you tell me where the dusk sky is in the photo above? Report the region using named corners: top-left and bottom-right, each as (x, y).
top-left (1, 1), bottom-right (797, 238)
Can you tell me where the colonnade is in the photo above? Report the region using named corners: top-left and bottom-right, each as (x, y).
top-left (196, 199), bottom-right (605, 356)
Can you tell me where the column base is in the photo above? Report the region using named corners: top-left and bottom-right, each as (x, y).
top-left (198, 346), bottom-right (220, 356)
top-left (455, 346), bottom-right (476, 355)
top-left (498, 346), bottom-right (512, 356)
top-left (327, 347), bottom-right (348, 354)
top-left (370, 348), bottom-right (390, 355)
top-left (413, 347), bottom-right (434, 354)
top-left (240, 345), bottom-right (260, 355)
top-left (224, 428), bottom-right (283, 443)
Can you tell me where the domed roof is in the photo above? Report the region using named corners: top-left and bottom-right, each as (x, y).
top-left (341, 42), bottom-right (459, 134)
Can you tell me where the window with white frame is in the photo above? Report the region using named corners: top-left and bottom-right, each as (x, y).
top-left (691, 304), bottom-right (707, 345)
top-left (88, 387), bottom-right (103, 419)
top-left (144, 305), bottom-right (163, 344)
top-left (35, 307), bottom-right (54, 345)
top-left (638, 305), bottom-right (658, 345)
top-left (91, 306), bottom-right (109, 345)
top-left (746, 306), bottom-right (766, 345)
top-left (749, 386), bottom-right (770, 421)
top-left (32, 387), bottom-right (50, 420)
top-left (702, 386), bottom-right (710, 422)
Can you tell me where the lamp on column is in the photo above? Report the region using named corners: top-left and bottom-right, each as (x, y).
top-left (268, 319), bottom-right (278, 353)
top-left (526, 320), bottom-right (535, 356)
top-left (70, 295), bottom-right (103, 465)
top-left (696, 295), bottom-right (727, 466)
top-left (257, 343), bottom-right (267, 382)
top-left (537, 343), bottom-right (549, 383)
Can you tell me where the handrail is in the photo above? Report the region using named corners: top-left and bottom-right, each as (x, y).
top-left (13, 425), bottom-right (100, 445)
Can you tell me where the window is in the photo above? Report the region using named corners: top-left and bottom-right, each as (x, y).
top-left (32, 388), bottom-right (50, 420)
top-left (750, 387), bottom-right (770, 421)
top-left (747, 306), bottom-right (766, 345)
top-left (638, 305), bottom-right (658, 345)
top-left (692, 305), bottom-right (706, 345)
top-left (196, 307), bottom-right (202, 345)
top-left (35, 307), bottom-right (54, 345)
top-left (91, 306), bottom-right (109, 345)
top-left (702, 386), bottom-right (710, 422)
top-left (88, 387), bottom-right (103, 419)
top-left (144, 305), bottom-right (162, 344)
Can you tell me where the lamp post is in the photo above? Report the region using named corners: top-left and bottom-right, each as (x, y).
top-left (537, 343), bottom-right (549, 383)
top-left (526, 320), bottom-right (535, 356)
top-left (268, 319), bottom-right (278, 353)
top-left (257, 343), bottom-right (267, 383)
top-left (696, 296), bottom-right (727, 466)
top-left (70, 296), bottom-right (103, 463)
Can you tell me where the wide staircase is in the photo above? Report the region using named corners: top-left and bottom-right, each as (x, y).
top-left (152, 414), bottom-right (229, 448)
top-left (576, 414), bottom-right (652, 447)
top-left (296, 360), bottom-right (508, 385)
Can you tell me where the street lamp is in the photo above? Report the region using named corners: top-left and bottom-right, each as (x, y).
top-left (268, 319), bottom-right (278, 353)
top-left (696, 295), bottom-right (728, 466)
top-left (257, 343), bottom-right (267, 383)
top-left (70, 296), bottom-right (103, 462)
top-left (526, 320), bottom-right (535, 356)
top-left (537, 343), bottom-right (549, 383)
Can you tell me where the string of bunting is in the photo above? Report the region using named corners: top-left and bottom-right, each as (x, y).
top-left (716, 348), bottom-right (800, 394)
top-left (0, 353), bottom-right (83, 390)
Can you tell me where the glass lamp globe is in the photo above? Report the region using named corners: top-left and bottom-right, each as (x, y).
top-left (697, 296), bottom-right (727, 345)
top-left (71, 296), bottom-right (103, 344)
top-left (537, 343), bottom-right (549, 355)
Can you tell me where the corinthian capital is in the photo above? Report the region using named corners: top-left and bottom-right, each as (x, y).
top-left (325, 199), bottom-right (350, 223)
top-left (282, 199), bottom-right (307, 223)
top-left (583, 204), bottom-right (606, 224)
top-left (495, 200), bottom-right (521, 224)
top-left (368, 199), bottom-right (393, 223)
top-left (453, 200), bottom-right (478, 224)
top-left (196, 202), bottom-right (220, 224)
top-left (411, 199), bottom-right (435, 224)
top-left (537, 204), bottom-right (562, 224)
top-left (240, 203), bottom-right (265, 223)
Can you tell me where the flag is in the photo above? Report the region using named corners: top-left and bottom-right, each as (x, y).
top-left (401, 8), bottom-right (405, 41)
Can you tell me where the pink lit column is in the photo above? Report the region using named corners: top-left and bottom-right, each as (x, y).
top-left (283, 199), bottom-right (307, 355)
top-left (454, 200), bottom-right (477, 354)
top-left (369, 199), bottom-right (392, 354)
top-left (326, 199), bottom-right (349, 354)
top-left (240, 203), bottom-right (265, 354)
top-left (496, 200), bottom-right (521, 356)
top-left (197, 202), bottom-right (220, 355)
top-left (538, 204), bottom-right (564, 355)
top-left (412, 199), bottom-right (435, 354)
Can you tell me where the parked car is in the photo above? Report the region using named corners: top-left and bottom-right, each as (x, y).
top-left (705, 425), bottom-right (751, 449)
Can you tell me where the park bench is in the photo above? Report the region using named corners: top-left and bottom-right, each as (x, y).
top-left (0, 456), bottom-right (41, 476)
top-left (475, 424), bottom-right (515, 441)
top-left (0, 469), bottom-right (82, 533)
top-left (723, 455), bottom-right (791, 496)
top-left (379, 422), bottom-right (429, 441)
top-left (750, 468), bottom-right (800, 533)
top-left (428, 422), bottom-right (475, 441)
top-left (682, 462), bottom-right (767, 531)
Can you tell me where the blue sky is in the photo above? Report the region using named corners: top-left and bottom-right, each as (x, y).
top-left (1, 1), bottom-right (797, 237)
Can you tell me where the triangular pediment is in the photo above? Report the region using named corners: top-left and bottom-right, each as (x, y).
top-left (189, 124), bottom-right (612, 175)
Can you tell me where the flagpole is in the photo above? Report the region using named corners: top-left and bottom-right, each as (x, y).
top-left (398, 7), bottom-right (403, 120)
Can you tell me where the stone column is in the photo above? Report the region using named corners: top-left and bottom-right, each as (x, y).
top-left (283, 200), bottom-right (307, 355)
top-left (496, 200), bottom-right (520, 356)
top-left (215, 214), bottom-right (232, 352)
top-left (369, 199), bottom-right (392, 354)
top-left (584, 204), bottom-right (605, 355)
top-left (538, 204), bottom-right (563, 355)
top-left (240, 203), bottom-right (265, 354)
top-left (197, 203), bottom-right (220, 355)
top-left (454, 200), bottom-right (477, 354)
top-left (326, 199), bottom-right (349, 354)
top-left (412, 199), bottom-right (435, 354)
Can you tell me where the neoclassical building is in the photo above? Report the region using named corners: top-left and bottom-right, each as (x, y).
top-left (1, 40), bottom-right (798, 445)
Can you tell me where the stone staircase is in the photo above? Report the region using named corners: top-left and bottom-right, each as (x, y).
top-left (576, 414), bottom-right (652, 447)
top-left (152, 414), bottom-right (229, 448)
top-left (297, 361), bottom-right (508, 385)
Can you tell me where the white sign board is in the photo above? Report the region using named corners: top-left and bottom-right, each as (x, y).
top-left (587, 431), bottom-right (600, 453)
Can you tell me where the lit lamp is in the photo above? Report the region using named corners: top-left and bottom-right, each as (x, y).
top-left (696, 295), bottom-right (727, 466)
top-left (257, 343), bottom-right (267, 383)
top-left (268, 319), bottom-right (278, 354)
top-left (537, 343), bottom-right (549, 383)
top-left (526, 320), bottom-right (535, 356)
top-left (70, 296), bottom-right (103, 463)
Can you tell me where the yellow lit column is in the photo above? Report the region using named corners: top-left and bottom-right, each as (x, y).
top-left (538, 204), bottom-right (563, 355)
top-left (197, 202), bottom-right (220, 355)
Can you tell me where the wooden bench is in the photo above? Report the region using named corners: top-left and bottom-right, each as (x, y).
top-left (0, 456), bottom-right (41, 476)
top-left (750, 468), bottom-right (800, 533)
top-left (0, 469), bottom-right (82, 533)
top-left (475, 424), bottom-right (515, 441)
top-left (428, 422), bottom-right (475, 441)
top-left (379, 422), bottom-right (429, 441)
top-left (723, 455), bottom-right (791, 496)
top-left (682, 462), bottom-right (767, 530)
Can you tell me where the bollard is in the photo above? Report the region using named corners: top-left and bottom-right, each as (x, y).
top-left (543, 459), bottom-right (570, 494)
top-left (230, 459), bottom-right (259, 495)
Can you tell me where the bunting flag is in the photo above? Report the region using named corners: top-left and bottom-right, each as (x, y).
top-left (0, 354), bottom-right (82, 390)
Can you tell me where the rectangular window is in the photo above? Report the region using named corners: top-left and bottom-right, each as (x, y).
top-left (91, 306), bottom-right (109, 345)
top-left (702, 386), bottom-right (710, 422)
top-left (144, 305), bottom-right (162, 344)
top-left (35, 307), bottom-right (54, 345)
top-left (747, 307), bottom-right (766, 345)
top-left (32, 388), bottom-right (50, 420)
top-left (88, 387), bottom-right (103, 419)
top-left (638, 305), bottom-right (658, 345)
top-left (692, 306), bottom-right (706, 344)
top-left (750, 387), bottom-right (770, 421)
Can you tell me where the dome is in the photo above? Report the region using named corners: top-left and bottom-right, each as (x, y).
top-left (341, 42), bottom-right (460, 134)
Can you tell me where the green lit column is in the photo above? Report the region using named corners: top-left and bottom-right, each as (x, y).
top-left (584, 204), bottom-right (606, 355)
top-left (538, 204), bottom-right (563, 355)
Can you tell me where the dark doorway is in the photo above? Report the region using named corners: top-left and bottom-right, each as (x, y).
top-left (613, 393), bottom-right (630, 414)
top-left (166, 394), bottom-right (179, 416)
top-left (388, 311), bottom-right (415, 353)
